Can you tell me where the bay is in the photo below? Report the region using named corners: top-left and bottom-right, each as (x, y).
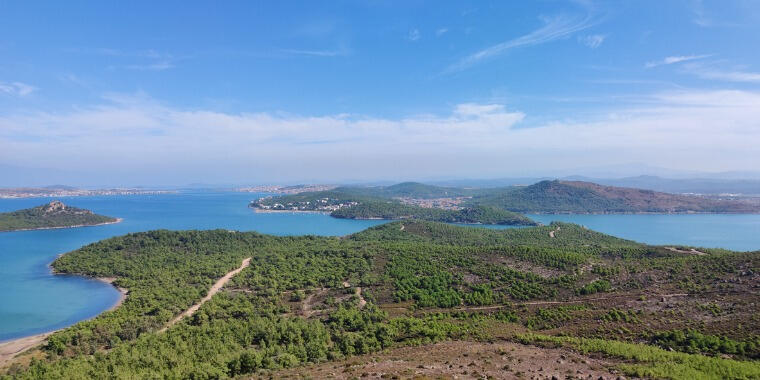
top-left (0, 191), bottom-right (384, 341)
top-left (528, 213), bottom-right (760, 252)
top-left (2, 192), bottom-right (760, 342)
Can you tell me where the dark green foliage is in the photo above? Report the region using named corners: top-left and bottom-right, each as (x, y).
top-left (600, 309), bottom-right (640, 323)
top-left (48, 229), bottom-right (263, 357)
top-left (524, 305), bottom-right (587, 330)
top-left (650, 330), bottom-right (760, 359)
top-left (464, 180), bottom-right (756, 213)
top-left (576, 279), bottom-right (611, 295)
top-left (467, 180), bottom-right (631, 213)
top-left (338, 182), bottom-right (474, 199)
top-left (6, 220), bottom-right (760, 379)
top-left (0, 201), bottom-right (116, 231)
top-left (257, 180), bottom-right (759, 216)
top-left (332, 203), bottom-right (536, 226)
top-left (254, 189), bottom-right (536, 225)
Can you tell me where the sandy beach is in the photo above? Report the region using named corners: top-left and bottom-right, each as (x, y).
top-left (97, 277), bottom-right (128, 311)
top-left (0, 277), bottom-right (127, 366)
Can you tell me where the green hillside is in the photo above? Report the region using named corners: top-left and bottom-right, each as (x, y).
top-left (5, 222), bottom-right (759, 379)
top-left (254, 180), bottom-right (759, 216)
top-left (331, 203), bottom-right (536, 225)
top-left (252, 189), bottom-right (536, 225)
top-left (0, 201), bottom-right (118, 232)
top-left (468, 180), bottom-right (759, 213)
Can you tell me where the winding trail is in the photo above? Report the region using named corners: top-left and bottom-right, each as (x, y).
top-left (162, 257), bottom-right (251, 331)
top-left (664, 246), bottom-right (707, 256)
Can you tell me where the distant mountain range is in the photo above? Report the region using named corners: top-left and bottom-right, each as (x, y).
top-left (431, 175), bottom-right (760, 195)
top-left (255, 180), bottom-right (760, 216)
top-left (468, 180), bottom-right (759, 214)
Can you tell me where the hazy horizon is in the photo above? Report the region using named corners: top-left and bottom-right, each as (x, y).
top-left (2, 1), bottom-right (760, 186)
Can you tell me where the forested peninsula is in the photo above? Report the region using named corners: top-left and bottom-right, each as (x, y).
top-left (251, 187), bottom-right (537, 226)
top-left (3, 221), bottom-right (759, 379)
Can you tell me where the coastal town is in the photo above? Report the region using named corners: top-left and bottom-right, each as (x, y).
top-left (394, 196), bottom-right (470, 210)
top-left (0, 187), bottom-right (176, 199)
top-left (236, 184), bottom-right (337, 194)
top-left (250, 196), bottom-right (358, 212)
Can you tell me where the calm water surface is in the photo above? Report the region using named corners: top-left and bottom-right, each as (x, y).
top-left (0, 191), bottom-right (384, 341)
top-left (528, 213), bottom-right (760, 252)
top-left (2, 192), bottom-right (759, 341)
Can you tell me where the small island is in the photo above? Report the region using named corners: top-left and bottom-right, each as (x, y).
top-left (0, 201), bottom-right (120, 232)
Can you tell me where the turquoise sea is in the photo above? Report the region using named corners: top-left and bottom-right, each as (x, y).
top-left (1, 191), bottom-right (759, 342)
top-left (528, 213), bottom-right (760, 252)
top-left (0, 191), bottom-right (384, 342)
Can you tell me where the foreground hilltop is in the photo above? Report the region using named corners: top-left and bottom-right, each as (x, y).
top-left (0, 201), bottom-right (119, 232)
top-left (4, 221), bottom-right (759, 379)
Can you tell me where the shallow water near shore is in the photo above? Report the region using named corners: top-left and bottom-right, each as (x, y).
top-left (1, 192), bottom-right (759, 341)
top-left (0, 191), bottom-right (385, 342)
top-left (527, 213), bottom-right (760, 252)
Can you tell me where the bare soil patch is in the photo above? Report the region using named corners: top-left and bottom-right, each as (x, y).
top-left (266, 340), bottom-right (623, 379)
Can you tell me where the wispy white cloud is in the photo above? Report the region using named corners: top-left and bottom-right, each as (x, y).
top-left (281, 46), bottom-right (350, 57)
top-left (436, 28), bottom-right (449, 37)
top-left (446, 13), bottom-right (596, 73)
top-left (687, 65), bottom-right (760, 83)
top-left (687, 0), bottom-right (749, 28)
top-left (645, 54), bottom-right (711, 68)
top-left (677, 60), bottom-right (760, 83)
top-left (0, 81), bottom-right (36, 97)
top-left (578, 34), bottom-right (605, 48)
top-left (70, 47), bottom-right (178, 71)
top-left (122, 61), bottom-right (175, 71)
top-left (690, 0), bottom-right (712, 27)
top-left (2, 89), bottom-right (760, 180)
top-left (407, 29), bottom-right (421, 42)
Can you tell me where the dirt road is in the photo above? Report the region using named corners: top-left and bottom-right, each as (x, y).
top-left (162, 257), bottom-right (251, 330)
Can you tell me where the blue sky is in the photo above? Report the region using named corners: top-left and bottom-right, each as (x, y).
top-left (1, 0), bottom-right (760, 186)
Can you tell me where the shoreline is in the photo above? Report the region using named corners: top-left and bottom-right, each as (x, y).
top-left (252, 207), bottom-right (536, 225)
top-left (524, 211), bottom-right (760, 215)
top-left (0, 276), bottom-right (127, 366)
top-left (251, 208), bottom-right (331, 215)
top-left (97, 277), bottom-right (128, 312)
top-left (253, 207), bottom-right (760, 217)
top-left (0, 218), bottom-right (123, 233)
top-left (0, 333), bottom-right (53, 366)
